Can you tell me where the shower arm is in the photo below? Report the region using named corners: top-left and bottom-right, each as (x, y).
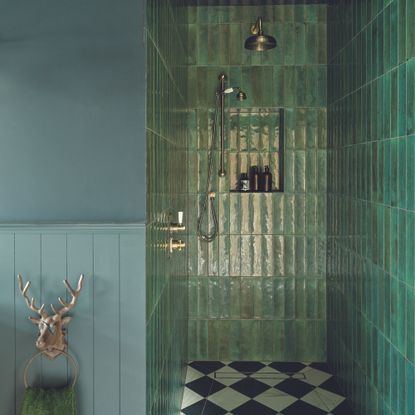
top-left (218, 74), bottom-right (226, 177)
top-left (251, 17), bottom-right (264, 35)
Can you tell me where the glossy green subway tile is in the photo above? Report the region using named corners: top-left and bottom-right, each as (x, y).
top-left (306, 237), bottom-right (317, 276)
top-left (406, 0), bottom-right (415, 59)
top-left (398, 138), bottom-right (407, 209)
top-left (208, 236), bottom-right (219, 276)
top-left (229, 235), bottom-right (241, 276)
top-left (295, 237), bottom-right (306, 276)
top-left (397, 0), bottom-right (406, 63)
top-left (239, 320), bottom-right (260, 359)
top-left (189, 277), bottom-right (208, 318)
top-left (229, 278), bottom-right (241, 319)
top-left (147, 1), bottom-right (189, 412)
top-left (188, 320), bottom-right (208, 360)
top-left (406, 287), bottom-right (415, 363)
top-left (407, 363), bottom-right (415, 415)
top-left (295, 278), bottom-right (306, 318)
top-left (407, 58), bottom-right (415, 135)
top-left (240, 277), bottom-right (257, 319)
top-left (406, 211), bottom-right (415, 287)
top-left (305, 194), bottom-right (318, 235)
top-left (398, 210), bottom-right (407, 282)
top-left (262, 235), bottom-right (274, 277)
top-left (208, 277), bottom-right (229, 318)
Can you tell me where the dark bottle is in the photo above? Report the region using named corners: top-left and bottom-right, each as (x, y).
top-left (239, 173), bottom-right (249, 191)
top-left (262, 166), bottom-right (273, 192)
top-left (249, 166), bottom-right (260, 191)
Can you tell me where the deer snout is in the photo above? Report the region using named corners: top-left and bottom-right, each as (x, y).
top-left (36, 338), bottom-right (46, 349)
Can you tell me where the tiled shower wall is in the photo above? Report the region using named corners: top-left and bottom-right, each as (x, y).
top-left (146, 1), bottom-right (189, 414)
top-left (327, 1), bottom-right (415, 414)
top-left (187, 3), bottom-right (328, 361)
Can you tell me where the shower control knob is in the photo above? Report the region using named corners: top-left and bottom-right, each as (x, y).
top-left (169, 211), bottom-right (186, 232)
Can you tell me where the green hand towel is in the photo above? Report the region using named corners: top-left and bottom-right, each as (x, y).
top-left (21, 386), bottom-right (77, 415)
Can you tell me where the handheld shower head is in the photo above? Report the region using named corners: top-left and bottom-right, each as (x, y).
top-left (221, 86), bottom-right (247, 101)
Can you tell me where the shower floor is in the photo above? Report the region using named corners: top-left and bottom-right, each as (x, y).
top-left (181, 361), bottom-right (353, 415)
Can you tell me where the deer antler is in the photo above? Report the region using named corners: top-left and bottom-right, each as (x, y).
top-left (17, 274), bottom-right (48, 319)
top-left (50, 274), bottom-right (84, 316)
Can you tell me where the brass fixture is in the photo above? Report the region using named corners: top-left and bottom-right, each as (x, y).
top-left (17, 274), bottom-right (84, 360)
top-left (244, 17), bottom-right (277, 51)
top-left (24, 349), bottom-right (79, 388)
top-left (217, 74), bottom-right (247, 177)
top-left (169, 238), bottom-right (186, 253)
top-left (169, 211), bottom-right (186, 232)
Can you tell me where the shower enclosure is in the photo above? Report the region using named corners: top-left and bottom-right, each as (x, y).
top-left (147, 1), bottom-right (415, 415)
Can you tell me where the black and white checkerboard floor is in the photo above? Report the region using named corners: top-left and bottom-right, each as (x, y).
top-left (181, 361), bottom-right (354, 415)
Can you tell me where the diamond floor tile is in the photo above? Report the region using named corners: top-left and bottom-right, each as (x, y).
top-left (282, 399), bottom-right (328, 415)
top-left (228, 361), bottom-right (266, 373)
top-left (182, 362), bottom-right (354, 415)
top-left (254, 389), bottom-right (297, 412)
top-left (268, 362), bottom-right (307, 373)
top-left (274, 378), bottom-right (315, 398)
top-left (229, 377), bottom-right (271, 398)
top-left (301, 366), bottom-right (333, 387)
top-left (190, 361), bottom-right (226, 375)
top-left (186, 376), bottom-right (226, 397)
top-left (232, 399), bottom-right (278, 415)
top-left (207, 387), bottom-right (250, 411)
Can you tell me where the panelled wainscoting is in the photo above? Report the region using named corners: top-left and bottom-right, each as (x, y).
top-left (0, 224), bottom-right (145, 415)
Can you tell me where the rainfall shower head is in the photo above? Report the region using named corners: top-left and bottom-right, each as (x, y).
top-left (244, 17), bottom-right (277, 51)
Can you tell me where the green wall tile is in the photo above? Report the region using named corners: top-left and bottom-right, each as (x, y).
top-left (328, 1), bottom-right (414, 414)
top-left (187, 2), bottom-right (327, 362)
top-left (147, 2), bottom-right (189, 413)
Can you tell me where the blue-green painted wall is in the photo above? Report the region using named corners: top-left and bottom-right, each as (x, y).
top-left (0, 0), bottom-right (146, 222)
top-left (0, 1), bottom-right (148, 413)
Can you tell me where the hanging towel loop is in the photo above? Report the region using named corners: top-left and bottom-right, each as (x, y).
top-left (23, 349), bottom-right (79, 389)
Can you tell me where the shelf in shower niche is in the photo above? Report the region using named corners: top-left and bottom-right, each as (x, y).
top-left (230, 189), bottom-right (283, 193)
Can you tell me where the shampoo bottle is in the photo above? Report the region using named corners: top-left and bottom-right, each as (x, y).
top-left (263, 166), bottom-right (272, 192)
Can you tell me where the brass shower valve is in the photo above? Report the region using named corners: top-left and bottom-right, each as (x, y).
top-left (169, 238), bottom-right (186, 253)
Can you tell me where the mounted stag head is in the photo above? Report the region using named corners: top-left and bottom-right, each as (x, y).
top-left (17, 274), bottom-right (84, 360)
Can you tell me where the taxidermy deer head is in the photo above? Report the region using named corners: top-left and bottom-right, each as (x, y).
top-left (17, 274), bottom-right (84, 360)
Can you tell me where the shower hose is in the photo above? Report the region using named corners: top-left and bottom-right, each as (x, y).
top-left (197, 94), bottom-right (220, 243)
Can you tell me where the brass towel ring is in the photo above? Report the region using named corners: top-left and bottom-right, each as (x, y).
top-left (23, 349), bottom-right (79, 389)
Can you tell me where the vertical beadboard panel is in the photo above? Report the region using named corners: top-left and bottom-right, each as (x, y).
top-left (14, 234), bottom-right (41, 414)
top-left (0, 226), bottom-right (145, 415)
top-left (67, 234), bottom-right (94, 415)
top-left (120, 232), bottom-right (145, 415)
top-left (93, 234), bottom-right (120, 414)
top-left (0, 233), bottom-right (16, 415)
top-left (40, 234), bottom-right (68, 388)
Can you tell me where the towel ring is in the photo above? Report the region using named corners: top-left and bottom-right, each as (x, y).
top-left (23, 349), bottom-right (79, 389)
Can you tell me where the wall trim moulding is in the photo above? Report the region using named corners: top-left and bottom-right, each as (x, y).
top-left (0, 223), bottom-right (146, 233)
